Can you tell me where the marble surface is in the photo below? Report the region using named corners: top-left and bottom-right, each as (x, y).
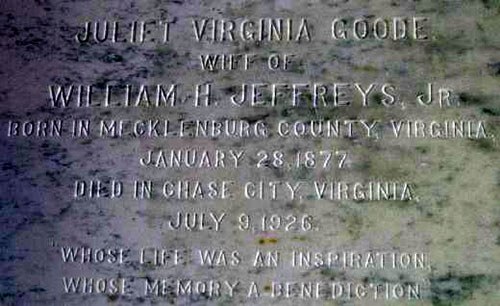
top-left (0, 0), bottom-right (500, 305)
